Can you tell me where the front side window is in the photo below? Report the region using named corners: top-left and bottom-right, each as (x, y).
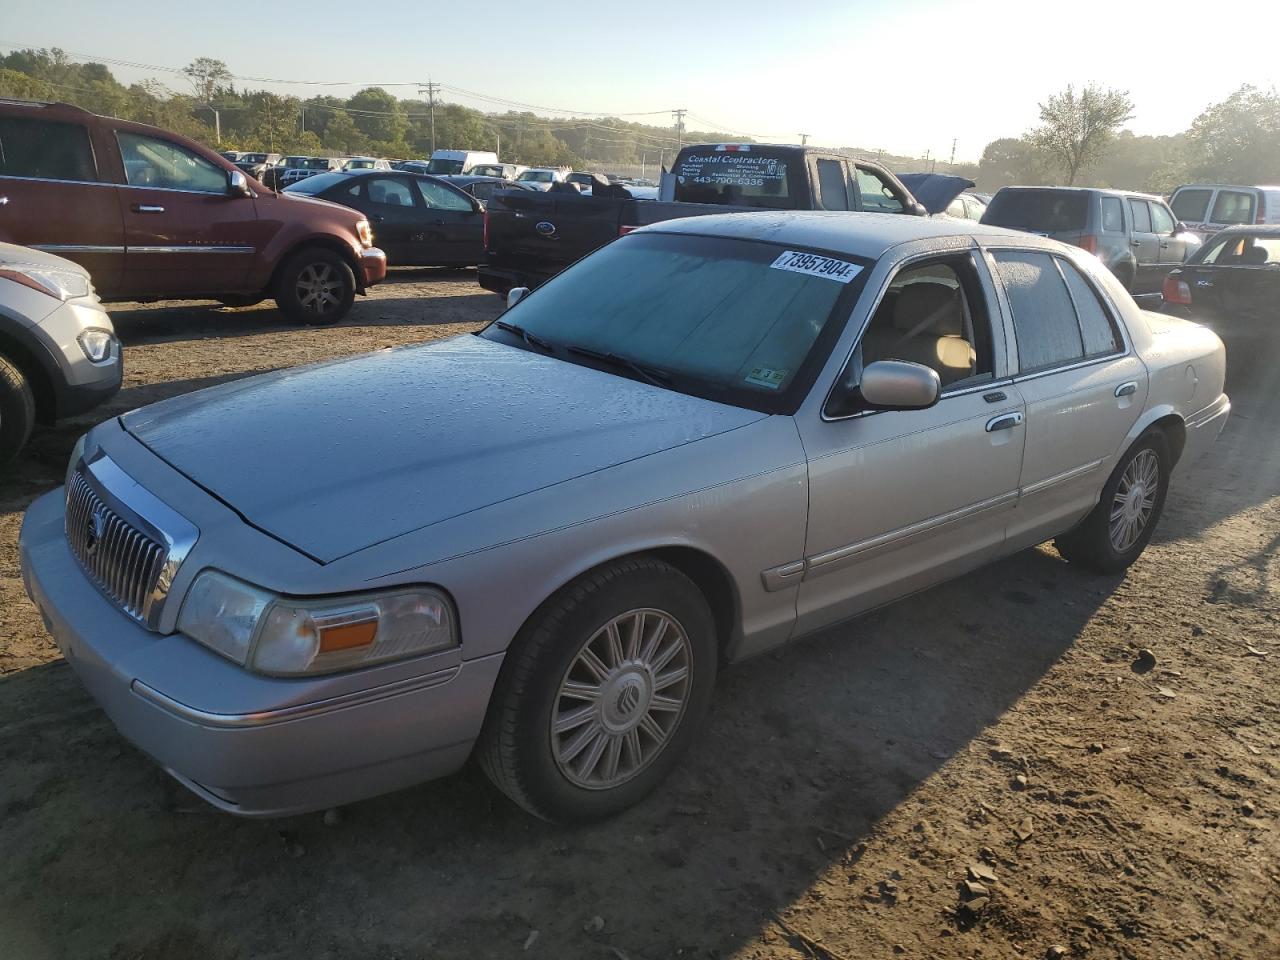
top-left (855, 167), bottom-right (905, 213)
top-left (816, 159), bottom-right (850, 211)
top-left (0, 117), bottom-right (97, 182)
top-left (1199, 234), bottom-right (1280, 265)
top-left (1171, 188), bottom-right (1212, 222)
top-left (852, 259), bottom-right (993, 397)
top-left (992, 250), bottom-right (1086, 372)
top-left (1150, 202), bottom-right (1176, 234)
top-left (366, 177), bottom-right (415, 207)
top-left (481, 233), bottom-right (870, 414)
top-left (1211, 190), bottom-right (1255, 224)
top-left (1128, 199), bottom-right (1152, 233)
top-left (118, 132), bottom-right (226, 193)
top-left (416, 179), bottom-right (473, 211)
top-left (1101, 196), bottom-right (1124, 232)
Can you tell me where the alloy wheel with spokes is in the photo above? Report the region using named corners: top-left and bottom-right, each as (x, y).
top-left (295, 262), bottom-right (342, 316)
top-left (1109, 448), bottom-right (1160, 552)
top-left (552, 608), bottom-right (692, 790)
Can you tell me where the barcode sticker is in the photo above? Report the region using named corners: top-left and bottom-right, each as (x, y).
top-left (770, 250), bottom-right (862, 283)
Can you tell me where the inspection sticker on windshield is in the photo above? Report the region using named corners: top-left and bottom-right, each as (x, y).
top-left (745, 366), bottom-right (788, 389)
top-left (770, 250), bottom-right (862, 283)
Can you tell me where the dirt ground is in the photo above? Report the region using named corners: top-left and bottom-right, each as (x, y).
top-left (0, 269), bottom-right (1276, 960)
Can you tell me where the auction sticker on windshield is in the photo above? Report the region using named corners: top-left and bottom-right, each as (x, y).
top-left (770, 250), bottom-right (863, 283)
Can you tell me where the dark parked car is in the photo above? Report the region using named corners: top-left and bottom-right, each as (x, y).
top-left (1162, 224), bottom-right (1280, 322)
top-left (234, 152), bottom-right (281, 181)
top-left (284, 169), bottom-right (486, 266)
top-left (440, 175), bottom-right (536, 202)
top-left (981, 186), bottom-right (1200, 294)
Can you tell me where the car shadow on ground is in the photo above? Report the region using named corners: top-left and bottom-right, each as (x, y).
top-left (0, 545), bottom-right (1118, 959)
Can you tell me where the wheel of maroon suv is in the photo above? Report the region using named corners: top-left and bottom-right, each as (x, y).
top-left (274, 248), bottom-right (356, 326)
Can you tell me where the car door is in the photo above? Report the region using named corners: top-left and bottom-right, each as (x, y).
top-left (986, 248), bottom-right (1148, 551)
top-left (1149, 199), bottom-right (1190, 272)
top-left (115, 130), bottom-right (257, 298)
top-left (1170, 187), bottom-right (1214, 240)
top-left (792, 250), bottom-right (1026, 634)
top-left (1189, 233), bottom-right (1280, 322)
top-left (1126, 198), bottom-right (1159, 293)
top-left (414, 177), bottom-right (483, 265)
top-left (359, 176), bottom-right (421, 265)
top-left (0, 114), bottom-right (125, 295)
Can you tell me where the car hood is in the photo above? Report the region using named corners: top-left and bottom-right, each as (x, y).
top-left (896, 173), bottom-right (977, 215)
top-left (122, 335), bottom-right (764, 563)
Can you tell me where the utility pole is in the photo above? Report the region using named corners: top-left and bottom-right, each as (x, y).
top-left (799, 133), bottom-right (809, 146)
top-left (672, 108), bottom-right (686, 149)
top-left (419, 81), bottom-right (441, 153)
top-left (949, 138), bottom-right (956, 168)
top-left (205, 104), bottom-right (221, 145)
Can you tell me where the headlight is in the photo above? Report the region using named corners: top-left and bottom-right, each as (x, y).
top-left (177, 570), bottom-right (457, 676)
top-left (0, 263), bottom-right (91, 300)
top-left (77, 328), bottom-right (115, 363)
top-left (355, 219), bottom-right (373, 248)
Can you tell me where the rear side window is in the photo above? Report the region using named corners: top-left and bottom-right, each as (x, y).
top-left (1171, 188), bottom-right (1212, 222)
top-left (1211, 190), bottom-right (1255, 224)
top-left (982, 190), bottom-right (1087, 232)
top-left (118, 132), bottom-right (226, 193)
top-left (1058, 259), bottom-right (1121, 356)
top-left (1128, 199), bottom-right (1152, 232)
top-left (854, 167), bottom-right (905, 213)
top-left (366, 177), bottom-right (415, 207)
top-left (0, 117), bottom-right (97, 182)
top-left (991, 251), bottom-right (1085, 371)
top-left (1101, 197), bottom-right (1124, 232)
top-left (816, 159), bottom-right (849, 211)
top-left (672, 150), bottom-right (794, 208)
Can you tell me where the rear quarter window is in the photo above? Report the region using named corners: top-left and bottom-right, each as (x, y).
top-left (982, 190), bottom-right (1087, 232)
top-left (0, 117), bottom-right (97, 182)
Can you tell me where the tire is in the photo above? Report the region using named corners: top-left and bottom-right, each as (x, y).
top-left (477, 556), bottom-right (718, 823)
top-left (0, 353), bottom-right (36, 467)
top-left (273, 248), bottom-right (355, 326)
top-left (1055, 432), bottom-right (1170, 574)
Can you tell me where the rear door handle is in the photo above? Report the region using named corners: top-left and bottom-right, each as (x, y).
top-left (986, 412), bottom-right (1023, 432)
top-left (1115, 381), bottom-right (1138, 398)
top-left (131, 204), bottom-right (165, 214)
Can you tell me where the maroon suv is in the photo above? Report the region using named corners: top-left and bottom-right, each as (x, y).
top-left (0, 101), bottom-right (386, 324)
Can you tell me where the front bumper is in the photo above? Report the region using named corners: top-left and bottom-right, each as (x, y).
top-left (18, 489), bottom-right (502, 817)
top-left (359, 247), bottom-right (387, 289)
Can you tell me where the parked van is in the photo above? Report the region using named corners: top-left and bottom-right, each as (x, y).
top-left (425, 150), bottom-right (500, 175)
top-left (0, 101), bottom-right (386, 325)
top-left (1169, 184), bottom-right (1280, 240)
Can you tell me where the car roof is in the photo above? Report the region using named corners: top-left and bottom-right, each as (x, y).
top-left (642, 210), bottom-right (1030, 259)
top-left (1174, 183), bottom-right (1280, 192)
top-left (994, 184), bottom-right (1166, 201)
top-left (1201, 223), bottom-right (1280, 236)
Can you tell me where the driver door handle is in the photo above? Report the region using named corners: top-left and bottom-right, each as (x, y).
top-left (986, 412), bottom-right (1023, 432)
top-left (131, 203), bottom-right (165, 214)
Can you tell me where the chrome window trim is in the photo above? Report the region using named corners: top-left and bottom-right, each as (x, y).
top-left (74, 452), bottom-right (199, 630)
top-left (131, 667), bottom-right (460, 728)
top-left (0, 172), bottom-right (111, 188)
top-left (819, 244), bottom-right (1007, 423)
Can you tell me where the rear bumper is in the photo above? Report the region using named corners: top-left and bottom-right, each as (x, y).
top-left (18, 489), bottom-right (502, 818)
top-left (359, 247), bottom-right (387, 289)
top-left (1176, 392), bottom-right (1230, 474)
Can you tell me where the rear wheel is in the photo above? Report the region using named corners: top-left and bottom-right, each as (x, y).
top-left (1055, 433), bottom-right (1169, 573)
top-left (0, 353), bottom-right (36, 467)
top-left (478, 557), bottom-right (717, 822)
top-left (273, 248), bottom-right (355, 326)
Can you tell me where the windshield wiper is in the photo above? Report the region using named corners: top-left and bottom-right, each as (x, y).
top-left (494, 320), bottom-right (555, 353)
top-left (566, 344), bottom-right (674, 387)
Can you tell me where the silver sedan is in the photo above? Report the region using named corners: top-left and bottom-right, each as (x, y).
top-left (19, 212), bottom-right (1229, 821)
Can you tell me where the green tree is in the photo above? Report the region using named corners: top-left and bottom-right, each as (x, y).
top-left (1029, 85), bottom-right (1134, 185)
top-left (346, 87), bottom-right (404, 144)
top-left (1186, 85), bottom-right (1280, 184)
top-left (975, 137), bottom-right (1048, 191)
top-left (0, 67), bottom-right (52, 100)
top-left (183, 57), bottom-right (232, 105)
top-left (322, 111), bottom-right (368, 154)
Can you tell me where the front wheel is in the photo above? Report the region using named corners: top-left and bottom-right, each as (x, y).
top-left (1055, 433), bottom-right (1170, 573)
top-left (0, 353), bottom-right (36, 467)
top-left (273, 248), bottom-right (355, 326)
top-left (477, 557), bottom-right (717, 822)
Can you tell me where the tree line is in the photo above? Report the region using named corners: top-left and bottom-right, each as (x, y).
top-left (2, 49), bottom-right (1279, 193)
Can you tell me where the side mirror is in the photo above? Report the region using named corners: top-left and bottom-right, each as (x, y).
top-left (472, 196), bottom-right (485, 213)
top-left (227, 169), bottom-right (251, 197)
top-left (506, 286), bottom-right (530, 309)
top-left (859, 360), bottom-right (941, 410)
top-left (910, 201), bottom-right (929, 217)
top-left (1175, 221), bottom-right (1190, 234)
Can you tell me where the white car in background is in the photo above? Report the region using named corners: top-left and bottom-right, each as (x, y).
top-left (516, 167), bottom-right (569, 191)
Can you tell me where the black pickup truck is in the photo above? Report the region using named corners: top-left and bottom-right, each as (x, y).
top-left (478, 143), bottom-right (970, 294)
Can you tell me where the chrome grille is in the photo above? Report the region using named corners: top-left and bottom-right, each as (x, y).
top-left (65, 470), bottom-right (167, 624)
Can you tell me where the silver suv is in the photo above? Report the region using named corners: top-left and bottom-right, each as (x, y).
top-left (0, 243), bottom-right (121, 464)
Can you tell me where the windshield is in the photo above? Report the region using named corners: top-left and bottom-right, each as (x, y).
top-left (346, 159), bottom-right (376, 169)
top-left (519, 170), bottom-right (555, 182)
top-left (241, 153), bottom-right (269, 164)
top-left (283, 171), bottom-right (349, 194)
top-left (471, 165), bottom-right (504, 177)
top-left (672, 150), bottom-right (796, 208)
top-left (982, 189), bottom-right (1088, 232)
top-left (481, 233), bottom-right (869, 413)
top-left (427, 158), bottom-right (465, 174)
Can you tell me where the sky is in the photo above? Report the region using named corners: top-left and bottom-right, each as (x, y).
top-left (4, 0), bottom-right (1280, 162)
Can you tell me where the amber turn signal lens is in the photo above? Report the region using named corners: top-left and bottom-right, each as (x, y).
top-left (318, 619), bottom-right (378, 652)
